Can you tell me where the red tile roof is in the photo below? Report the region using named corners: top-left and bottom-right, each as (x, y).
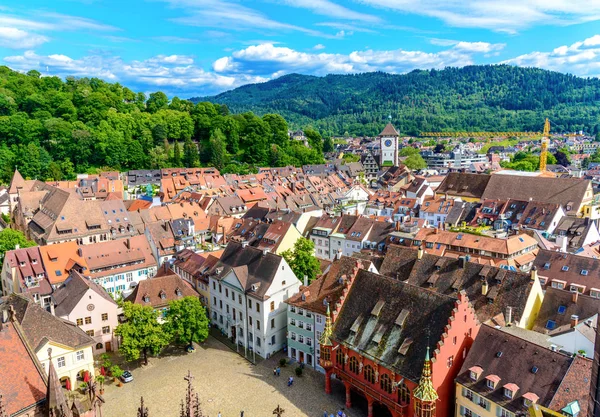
top-left (0, 320), bottom-right (47, 415)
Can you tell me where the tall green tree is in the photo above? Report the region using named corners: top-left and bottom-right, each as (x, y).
top-left (172, 140), bottom-right (181, 166)
top-left (0, 229), bottom-right (35, 266)
top-left (209, 129), bottom-right (227, 170)
top-left (183, 137), bottom-right (198, 167)
top-left (164, 297), bottom-right (209, 347)
top-left (403, 154), bottom-right (427, 170)
top-left (146, 92), bottom-right (169, 113)
top-left (115, 302), bottom-right (170, 365)
top-left (281, 237), bottom-right (321, 284)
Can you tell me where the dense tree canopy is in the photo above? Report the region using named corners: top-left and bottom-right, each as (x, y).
top-left (198, 65), bottom-right (600, 137)
top-left (0, 228), bottom-right (35, 269)
top-left (281, 237), bottom-right (321, 284)
top-left (115, 302), bottom-right (170, 365)
top-left (0, 66), bottom-right (325, 184)
top-left (164, 296), bottom-right (209, 347)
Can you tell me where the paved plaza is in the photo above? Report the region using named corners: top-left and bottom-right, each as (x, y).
top-left (102, 336), bottom-right (368, 417)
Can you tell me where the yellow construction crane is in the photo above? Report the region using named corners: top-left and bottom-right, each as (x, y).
top-left (419, 131), bottom-right (540, 138)
top-left (539, 118), bottom-right (550, 172)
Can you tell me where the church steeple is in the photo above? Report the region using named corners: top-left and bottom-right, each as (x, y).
top-left (319, 305), bottom-right (335, 394)
top-left (319, 305), bottom-right (333, 347)
top-left (47, 349), bottom-right (73, 417)
top-left (413, 347), bottom-right (438, 417)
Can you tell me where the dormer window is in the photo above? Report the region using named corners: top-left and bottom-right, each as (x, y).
top-left (469, 366), bottom-right (482, 381)
top-left (160, 291), bottom-right (166, 300)
top-left (503, 383), bottom-right (519, 399)
top-left (143, 295), bottom-right (150, 303)
top-left (176, 288), bottom-right (182, 297)
top-left (486, 375), bottom-right (501, 389)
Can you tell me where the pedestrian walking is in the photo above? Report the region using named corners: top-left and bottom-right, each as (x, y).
top-left (276, 366), bottom-right (281, 376)
top-left (273, 368), bottom-right (277, 376)
top-left (240, 412), bottom-right (244, 417)
top-left (218, 413), bottom-right (222, 417)
top-left (323, 411), bottom-right (328, 417)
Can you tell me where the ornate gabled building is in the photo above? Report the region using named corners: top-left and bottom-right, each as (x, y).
top-left (319, 269), bottom-right (480, 417)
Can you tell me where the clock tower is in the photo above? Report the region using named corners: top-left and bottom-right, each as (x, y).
top-left (379, 123), bottom-right (399, 167)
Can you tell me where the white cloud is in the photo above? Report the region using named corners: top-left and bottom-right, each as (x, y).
top-left (278, 0), bottom-right (380, 23)
top-left (160, 0), bottom-right (332, 38)
top-left (0, 27), bottom-right (48, 49)
top-left (211, 42), bottom-right (496, 78)
top-left (503, 34), bottom-right (600, 77)
top-left (313, 44), bottom-right (326, 50)
top-left (2, 50), bottom-right (267, 96)
top-left (0, 11), bottom-right (118, 49)
top-left (147, 54), bottom-right (195, 65)
top-left (356, 0), bottom-right (600, 32)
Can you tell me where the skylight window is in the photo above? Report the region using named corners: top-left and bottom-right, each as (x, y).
top-left (562, 266), bottom-right (569, 272)
top-left (557, 305), bottom-right (566, 315)
top-left (546, 320), bottom-right (556, 330)
top-left (457, 234), bottom-right (463, 240)
top-left (582, 270), bottom-right (589, 276)
top-left (544, 262), bottom-right (551, 270)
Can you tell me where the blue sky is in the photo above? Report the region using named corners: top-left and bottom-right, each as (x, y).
top-left (1, 0), bottom-right (600, 96)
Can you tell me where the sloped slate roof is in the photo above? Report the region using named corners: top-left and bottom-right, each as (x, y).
top-left (379, 123), bottom-right (399, 136)
top-left (379, 245), bottom-right (534, 324)
top-left (332, 269), bottom-right (456, 382)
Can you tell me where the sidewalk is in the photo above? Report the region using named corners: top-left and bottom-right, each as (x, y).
top-left (210, 327), bottom-right (263, 365)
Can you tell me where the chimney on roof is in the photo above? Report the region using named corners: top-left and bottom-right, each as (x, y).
top-left (571, 314), bottom-right (579, 328)
top-left (417, 247), bottom-right (424, 260)
top-left (572, 291), bottom-right (579, 304)
top-left (15, 244), bottom-right (20, 250)
top-left (530, 266), bottom-right (538, 282)
top-left (125, 238), bottom-right (131, 249)
top-left (458, 256), bottom-right (466, 269)
top-left (303, 275), bottom-right (308, 287)
top-left (506, 306), bottom-right (513, 326)
top-left (482, 281), bottom-right (489, 296)
top-left (77, 248), bottom-right (82, 257)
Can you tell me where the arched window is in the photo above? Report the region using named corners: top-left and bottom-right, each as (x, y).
top-left (364, 365), bottom-right (375, 384)
top-left (336, 349), bottom-right (344, 367)
top-left (349, 357), bottom-right (359, 374)
top-left (399, 383), bottom-right (410, 404)
top-left (95, 342), bottom-right (104, 350)
top-left (380, 374), bottom-right (392, 394)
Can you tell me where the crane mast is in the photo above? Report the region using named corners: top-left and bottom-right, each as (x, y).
top-left (539, 118), bottom-right (550, 172)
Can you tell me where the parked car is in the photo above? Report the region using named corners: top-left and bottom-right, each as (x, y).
top-left (120, 371), bottom-right (133, 383)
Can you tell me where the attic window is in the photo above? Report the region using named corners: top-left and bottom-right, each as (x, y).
top-left (543, 262), bottom-right (551, 270)
top-left (350, 316), bottom-right (363, 333)
top-left (160, 291), bottom-right (166, 300)
top-left (143, 295), bottom-right (150, 303)
top-left (496, 351), bottom-right (503, 358)
top-left (486, 374), bottom-right (501, 389)
top-left (176, 288), bottom-right (182, 297)
top-left (397, 338), bottom-right (413, 355)
top-left (558, 305), bottom-right (566, 315)
top-left (371, 300), bottom-right (385, 317)
top-left (372, 325), bottom-right (386, 345)
top-left (469, 366), bottom-right (483, 381)
top-left (546, 320), bottom-right (557, 330)
top-left (562, 266), bottom-right (569, 272)
top-left (581, 270), bottom-right (589, 276)
top-left (395, 309), bottom-right (410, 327)
top-left (457, 234), bottom-right (463, 240)
top-left (531, 366), bottom-right (539, 374)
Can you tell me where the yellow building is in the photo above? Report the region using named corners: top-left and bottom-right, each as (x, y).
top-left (5, 294), bottom-right (95, 390)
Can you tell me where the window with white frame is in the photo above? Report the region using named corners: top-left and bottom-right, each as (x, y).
top-left (57, 356), bottom-right (66, 368)
top-left (76, 350), bottom-right (85, 361)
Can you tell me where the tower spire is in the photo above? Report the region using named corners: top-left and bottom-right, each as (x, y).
top-left (413, 347), bottom-right (438, 402)
top-left (319, 304), bottom-right (333, 347)
top-left (47, 348), bottom-right (73, 417)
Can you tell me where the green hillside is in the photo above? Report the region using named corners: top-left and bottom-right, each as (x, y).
top-left (196, 65), bottom-right (600, 136)
top-left (0, 66), bottom-right (324, 183)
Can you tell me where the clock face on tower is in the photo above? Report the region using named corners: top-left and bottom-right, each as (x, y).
top-left (384, 139), bottom-right (392, 147)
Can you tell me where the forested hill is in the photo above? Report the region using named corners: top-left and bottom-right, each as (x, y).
top-left (196, 65), bottom-right (600, 136)
top-left (0, 66), bottom-right (325, 184)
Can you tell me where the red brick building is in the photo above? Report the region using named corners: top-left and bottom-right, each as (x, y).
top-left (319, 270), bottom-right (480, 417)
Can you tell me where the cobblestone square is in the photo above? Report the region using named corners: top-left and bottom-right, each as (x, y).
top-left (102, 336), bottom-right (367, 417)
